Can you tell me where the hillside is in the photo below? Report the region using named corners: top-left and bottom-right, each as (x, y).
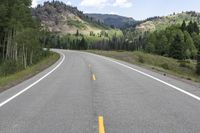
top-left (32, 1), bottom-right (110, 35)
top-left (134, 11), bottom-right (200, 34)
top-left (86, 13), bottom-right (136, 28)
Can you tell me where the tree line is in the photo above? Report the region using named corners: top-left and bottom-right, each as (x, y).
top-left (43, 33), bottom-right (88, 50)
top-left (141, 21), bottom-right (200, 74)
top-left (145, 21), bottom-right (200, 60)
top-left (0, 0), bottom-right (49, 76)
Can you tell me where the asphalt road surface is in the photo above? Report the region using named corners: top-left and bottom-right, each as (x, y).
top-left (0, 49), bottom-right (200, 133)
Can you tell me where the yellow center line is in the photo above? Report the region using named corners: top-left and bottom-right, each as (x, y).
top-left (89, 64), bottom-right (91, 68)
top-left (98, 116), bottom-right (105, 133)
top-left (92, 74), bottom-right (96, 81)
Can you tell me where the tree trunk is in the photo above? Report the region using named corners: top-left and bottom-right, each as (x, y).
top-left (2, 32), bottom-right (6, 60)
top-left (30, 50), bottom-right (33, 65)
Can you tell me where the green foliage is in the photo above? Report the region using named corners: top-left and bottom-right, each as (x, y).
top-left (161, 63), bottom-right (170, 70)
top-left (0, 60), bottom-right (22, 76)
top-left (181, 20), bottom-right (187, 31)
top-left (145, 42), bottom-right (155, 53)
top-left (184, 31), bottom-right (197, 58)
top-left (145, 21), bottom-right (199, 60)
top-left (179, 60), bottom-right (193, 69)
top-left (169, 31), bottom-right (185, 59)
top-left (192, 33), bottom-right (200, 50)
top-left (187, 21), bottom-right (199, 35)
top-left (138, 55), bottom-right (145, 63)
top-left (0, 0), bottom-right (50, 77)
top-left (44, 28), bottom-right (124, 51)
top-left (145, 33), bottom-right (157, 53)
top-left (0, 52), bottom-right (59, 88)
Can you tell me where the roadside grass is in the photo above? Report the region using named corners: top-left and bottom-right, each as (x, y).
top-left (87, 50), bottom-right (200, 82)
top-left (0, 52), bottom-right (60, 92)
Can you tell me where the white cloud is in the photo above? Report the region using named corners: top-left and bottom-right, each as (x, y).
top-left (80, 0), bottom-right (108, 8)
top-left (113, 0), bottom-right (132, 8)
top-left (110, 11), bottom-right (117, 15)
top-left (60, 0), bottom-right (72, 5)
top-left (65, 1), bottom-right (72, 5)
top-left (32, 0), bottom-right (38, 7)
top-left (80, 0), bottom-right (132, 8)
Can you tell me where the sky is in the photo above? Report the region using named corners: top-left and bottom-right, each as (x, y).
top-left (32, 0), bottom-right (200, 20)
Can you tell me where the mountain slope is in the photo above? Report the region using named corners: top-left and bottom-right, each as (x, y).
top-left (86, 13), bottom-right (136, 28)
top-left (32, 1), bottom-right (109, 35)
top-left (134, 11), bottom-right (200, 33)
top-left (124, 11), bottom-right (200, 40)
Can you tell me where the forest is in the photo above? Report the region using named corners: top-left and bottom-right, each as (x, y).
top-left (0, 0), bottom-right (50, 76)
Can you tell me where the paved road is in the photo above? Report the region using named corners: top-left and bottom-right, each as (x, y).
top-left (0, 49), bottom-right (200, 133)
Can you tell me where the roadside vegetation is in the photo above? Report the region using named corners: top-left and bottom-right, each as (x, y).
top-left (0, 52), bottom-right (59, 92)
top-left (88, 50), bottom-right (200, 82)
top-left (0, 0), bottom-right (60, 90)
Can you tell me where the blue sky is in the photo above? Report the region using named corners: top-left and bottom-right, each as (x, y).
top-left (32, 0), bottom-right (200, 20)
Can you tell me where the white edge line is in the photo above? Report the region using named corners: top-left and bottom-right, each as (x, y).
top-left (0, 52), bottom-right (65, 108)
top-left (87, 52), bottom-right (200, 101)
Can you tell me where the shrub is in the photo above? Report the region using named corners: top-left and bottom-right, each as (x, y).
top-left (138, 55), bottom-right (145, 63)
top-left (161, 63), bottom-right (170, 70)
top-left (0, 60), bottom-right (23, 76)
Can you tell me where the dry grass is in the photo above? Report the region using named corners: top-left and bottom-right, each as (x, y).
top-left (87, 50), bottom-right (200, 82)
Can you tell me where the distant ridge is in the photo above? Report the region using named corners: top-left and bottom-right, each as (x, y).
top-left (86, 13), bottom-right (137, 28)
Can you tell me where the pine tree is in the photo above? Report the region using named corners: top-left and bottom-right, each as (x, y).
top-left (169, 32), bottom-right (185, 59)
top-left (181, 20), bottom-right (187, 31)
top-left (193, 22), bottom-right (199, 34)
top-left (187, 21), bottom-right (194, 34)
top-left (76, 30), bottom-right (79, 36)
top-left (145, 33), bottom-right (156, 53)
top-left (184, 31), bottom-right (197, 58)
top-left (192, 33), bottom-right (200, 49)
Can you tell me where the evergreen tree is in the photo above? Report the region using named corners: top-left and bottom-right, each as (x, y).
top-left (192, 33), bottom-right (200, 49)
top-left (155, 33), bottom-right (169, 55)
top-left (181, 20), bottom-right (187, 31)
top-left (145, 33), bottom-right (156, 53)
top-left (184, 31), bottom-right (197, 58)
top-left (169, 32), bottom-right (185, 59)
top-left (76, 30), bottom-right (79, 36)
top-left (187, 21), bottom-right (199, 34)
top-left (187, 21), bottom-right (194, 34)
top-left (193, 22), bottom-right (199, 34)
